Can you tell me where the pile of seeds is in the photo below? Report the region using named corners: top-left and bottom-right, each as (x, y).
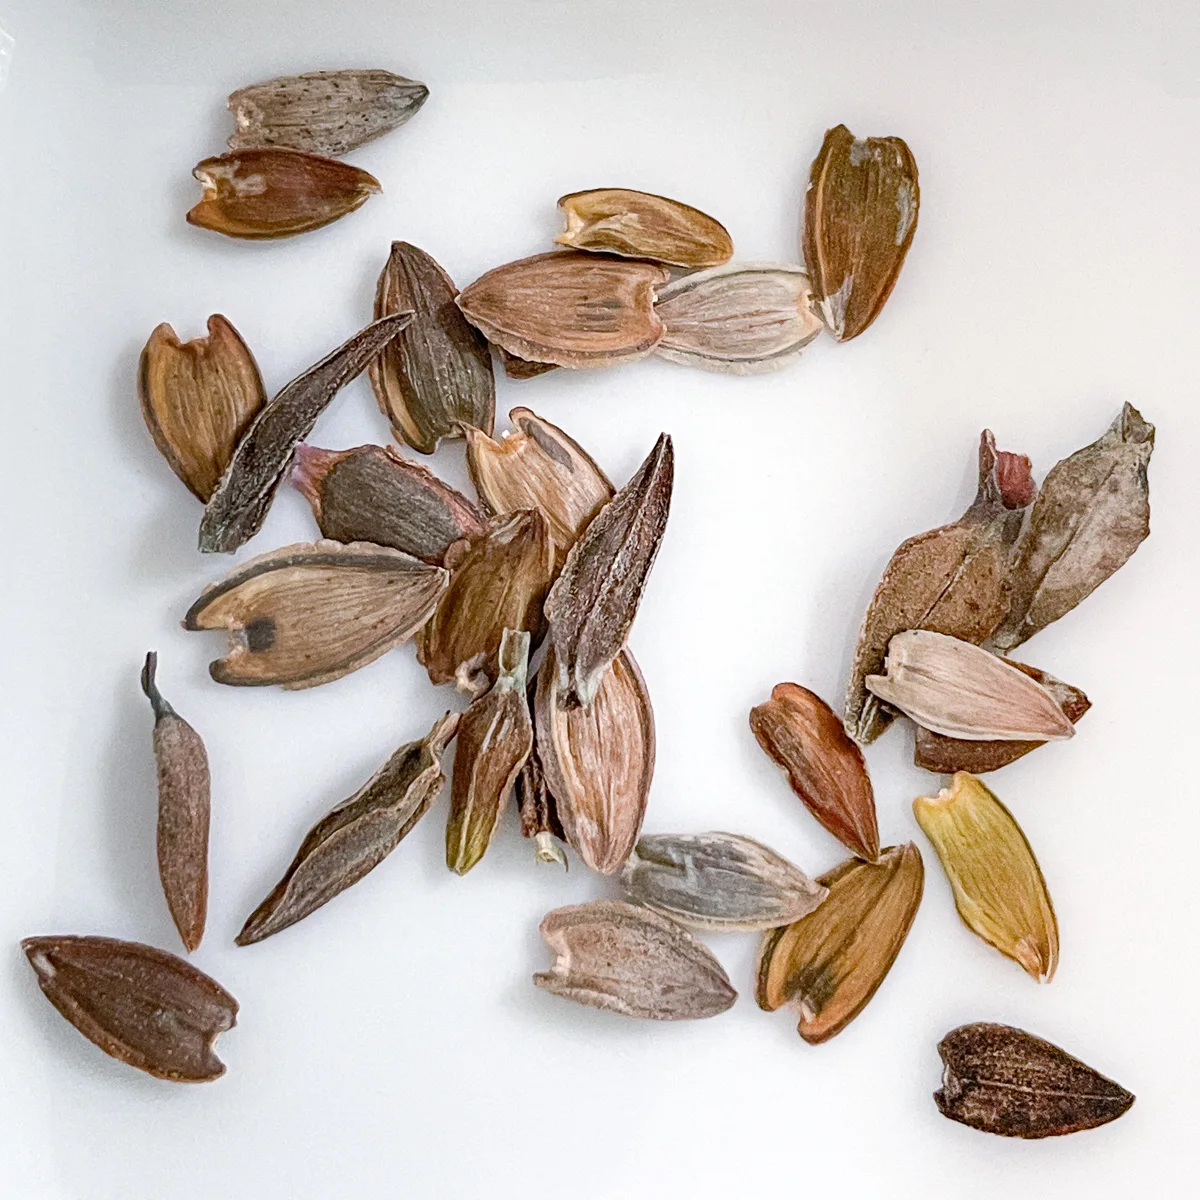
top-left (22, 68), bottom-right (1149, 1140)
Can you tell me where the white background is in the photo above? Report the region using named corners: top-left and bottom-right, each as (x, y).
top-left (1, 1), bottom-right (1198, 1196)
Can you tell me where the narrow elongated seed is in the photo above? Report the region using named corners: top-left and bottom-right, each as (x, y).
top-left (446, 630), bottom-right (534, 874)
top-left (457, 252), bottom-right (669, 368)
top-left (369, 242), bottom-right (496, 454)
top-left (914, 773), bottom-right (1058, 981)
top-left (200, 313), bottom-right (412, 554)
top-left (187, 148), bottom-right (380, 239)
top-left (534, 901), bottom-right (736, 1020)
top-left (750, 683), bottom-right (879, 862)
top-left (138, 316), bottom-right (266, 502)
top-left (621, 832), bottom-right (827, 931)
top-left (756, 844), bottom-right (923, 1043)
top-left (993, 404), bottom-right (1155, 651)
top-left (140, 653), bottom-right (209, 953)
top-left (237, 713), bottom-right (458, 945)
top-left (184, 540), bottom-right (447, 689)
top-left (555, 188), bottom-right (733, 268)
top-left (227, 69), bottom-right (428, 157)
top-left (936, 1023), bottom-right (1134, 1137)
top-left (867, 631), bottom-right (1074, 742)
top-left (22, 935), bottom-right (237, 1082)
top-left (544, 434), bottom-right (673, 708)
top-left (291, 443), bottom-right (485, 564)
top-left (802, 124), bottom-right (919, 341)
top-left (517, 731), bottom-right (567, 868)
top-left (654, 263), bottom-right (823, 374)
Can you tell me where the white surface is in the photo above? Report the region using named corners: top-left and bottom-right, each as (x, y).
top-left (1, 2), bottom-right (1199, 1196)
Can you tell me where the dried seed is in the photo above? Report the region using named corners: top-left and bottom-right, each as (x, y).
top-left (200, 313), bottom-right (412, 554)
top-left (140, 653), bottom-right (209, 953)
top-left (534, 900), bottom-right (736, 1020)
top-left (867, 631), bottom-right (1074, 742)
top-left (498, 347), bottom-right (558, 379)
top-left (536, 645), bottom-right (654, 875)
top-left (544, 434), bottom-right (673, 708)
top-left (187, 148), bottom-right (380, 239)
top-left (457, 251), bottom-right (669, 369)
top-left (227, 69), bottom-right (428, 158)
top-left (446, 629), bottom-right (534, 874)
top-left (621, 832), bottom-right (827, 932)
top-left (750, 683), bottom-right (880, 862)
top-left (555, 188), bottom-right (733, 268)
top-left (654, 263), bottom-right (823, 374)
top-left (291, 443), bottom-right (485, 565)
top-left (417, 510), bottom-right (555, 694)
top-left (936, 1023), bottom-right (1134, 1138)
top-left (914, 665), bottom-right (1090, 774)
top-left (845, 431), bottom-right (1035, 743)
top-left (22, 935), bottom-right (237, 1082)
top-left (369, 242), bottom-right (496, 454)
top-left (993, 404), bottom-right (1155, 651)
top-left (802, 124), bottom-right (919, 341)
top-left (184, 540), bottom-right (447, 689)
top-left (138, 316), bottom-right (267, 502)
top-left (238, 712), bottom-right (458, 945)
top-left (755, 843), bottom-right (923, 1043)
top-left (517, 731), bottom-right (568, 868)
top-left (913, 772), bottom-right (1057, 982)
top-left (465, 407), bottom-right (614, 568)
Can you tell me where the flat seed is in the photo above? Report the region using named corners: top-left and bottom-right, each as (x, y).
top-left (498, 347), bottom-right (558, 379)
top-left (517, 729), bottom-right (568, 868)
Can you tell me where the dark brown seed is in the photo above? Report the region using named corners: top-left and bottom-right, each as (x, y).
top-left (498, 347), bottom-right (558, 379)
top-left (140, 653), bottom-right (210, 953)
top-left (22, 935), bottom-right (237, 1082)
top-left (936, 1023), bottom-right (1135, 1138)
top-left (516, 727), bottom-right (568, 868)
top-left (199, 313), bottom-right (412, 554)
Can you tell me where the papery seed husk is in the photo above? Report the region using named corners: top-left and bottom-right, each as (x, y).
top-left (227, 69), bottom-right (428, 157)
top-left (867, 630), bottom-right (1074, 742)
top-left (534, 900), bottom-right (736, 1020)
top-left (369, 242), bottom-right (496, 454)
top-left (184, 540), bottom-right (447, 689)
top-left (518, 667), bottom-right (569, 868)
top-left (654, 263), bottom-right (823, 374)
top-left (621, 832), bottom-right (827, 932)
top-left (845, 431), bottom-right (1036, 744)
top-left (291, 443), bottom-right (485, 565)
top-left (200, 313), bottom-right (412, 554)
top-left (544, 433), bottom-right (673, 708)
top-left (22, 935), bottom-right (237, 1082)
top-left (457, 251), bottom-right (669, 369)
top-left (141, 653), bottom-right (209, 953)
top-left (993, 404), bottom-right (1155, 651)
top-left (138, 316), bottom-right (267, 502)
top-left (237, 712), bottom-right (458, 945)
top-left (750, 683), bottom-right (879, 862)
top-left (802, 124), bottom-right (919, 341)
top-left (555, 188), bottom-right (733, 268)
top-left (936, 1023), bottom-right (1134, 1138)
top-left (914, 772), bottom-right (1058, 981)
top-left (187, 148), bottom-right (380, 239)
top-left (535, 645), bottom-right (654, 875)
top-left (755, 843), bottom-right (923, 1043)
top-left (498, 347), bottom-right (559, 379)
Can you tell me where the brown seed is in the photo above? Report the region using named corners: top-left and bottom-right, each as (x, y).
top-left (184, 540), bottom-right (447, 689)
top-left (199, 313), bottom-right (412, 554)
top-left (291, 443), bottom-right (485, 565)
top-left (750, 682), bottom-right (880, 862)
top-left (802, 124), bottom-right (919, 341)
top-left (534, 900), bottom-right (736, 1020)
top-left (555, 188), bottom-right (733, 268)
top-left (138, 316), bottom-right (267, 503)
top-left (369, 242), bottom-right (496, 454)
top-left (22, 935), bottom-right (237, 1082)
top-left (140, 653), bottom-right (209, 953)
top-left (936, 1023), bottom-right (1134, 1138)
top-left (237, 712), bottom-right (458, 945)
top-left (516, 725), bottom-right (568, 868)
top-left (498, 347), bottom-right (559, 379)
top-left (187, 148), bottom-right (380, 239)
top-left (457, 251), bottom-right (669, 369)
